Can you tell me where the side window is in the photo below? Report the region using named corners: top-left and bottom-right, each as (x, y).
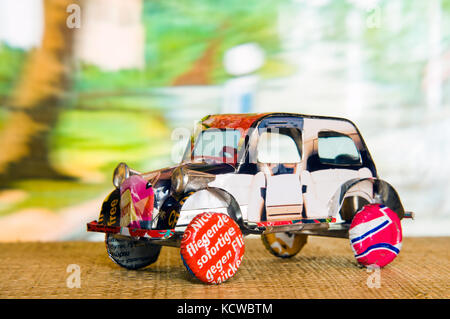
top-left (318, 131), bottom-right (361, 165)
top-left (257, 130), bottom-right (301, 164)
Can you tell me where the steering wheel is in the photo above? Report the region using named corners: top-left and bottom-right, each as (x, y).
top-left (335, 154), bottom-right (360, 165)
top-left (219, 146), bottom-right (237, 163)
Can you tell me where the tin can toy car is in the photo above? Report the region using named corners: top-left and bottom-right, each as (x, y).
top-left (87, 113), bottom-right (413, 284)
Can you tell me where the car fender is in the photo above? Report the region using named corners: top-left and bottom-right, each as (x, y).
top-left (328, 177), bottom-right (405, 220)
top-left (176, 187), bottom-right (245, 232)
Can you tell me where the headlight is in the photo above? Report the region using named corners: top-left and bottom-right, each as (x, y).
top-left (112, 162), bottom-right (130, 189)
top-left (171, 167), bottom-right (188, 194)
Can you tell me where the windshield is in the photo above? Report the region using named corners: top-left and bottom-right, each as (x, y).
top-left (184, 128), bottom-right (242, 164)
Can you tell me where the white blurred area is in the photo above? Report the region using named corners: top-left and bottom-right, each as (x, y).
top-left (0, 0), bottom-right (43, 49)
top-left (222, 43), bottom-right (265, 114)
top-left (75, 0), bottom-right (145, 71)
top-left (0, 0), bottom-right (145, 71)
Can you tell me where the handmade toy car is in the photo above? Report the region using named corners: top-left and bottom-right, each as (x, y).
top-left (87, 112), bottom-right (413, 284)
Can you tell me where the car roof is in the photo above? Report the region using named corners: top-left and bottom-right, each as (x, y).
top-left (200, 113), bottom-right (270, 132)
top-left (201, 112), bottom-right (356, 131)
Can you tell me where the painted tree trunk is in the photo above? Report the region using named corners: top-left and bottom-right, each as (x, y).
top-left (0, 0), bottom-right (75, 186)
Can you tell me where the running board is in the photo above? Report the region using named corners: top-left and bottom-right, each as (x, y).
top-left (87, 221), bottom-right (176, 240)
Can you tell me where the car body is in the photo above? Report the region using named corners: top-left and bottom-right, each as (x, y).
top-left (87, 112), bottom-right (413, 280)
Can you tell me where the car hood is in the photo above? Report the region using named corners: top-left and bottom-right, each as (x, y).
top-left (141, 162), bottom-right (236, 182)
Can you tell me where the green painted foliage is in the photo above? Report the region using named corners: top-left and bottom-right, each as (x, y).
top-left (0, 45), bottom-right (27, 97)
top-left (76, 0), bottom-right (286, 91)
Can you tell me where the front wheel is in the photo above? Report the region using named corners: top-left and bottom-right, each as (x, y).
top-left (180, 212), bottom-right (245, 284)
top-left (105, 234), bottom-right (161, 270)
top-left (349, 204), bottom-right (402, 267)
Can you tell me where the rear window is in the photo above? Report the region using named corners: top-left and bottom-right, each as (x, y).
top-left (318, 131), bottom-right (361, 165)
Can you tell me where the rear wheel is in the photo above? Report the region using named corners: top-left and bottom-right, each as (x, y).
top-left (340, 196), bottom-right (370, 222)
top-left (349, 204), bottom-right (402, 267)
top-left (261, 232), bottom-right (307, 258)
top-left (105, 234), bottom-right (161, 270)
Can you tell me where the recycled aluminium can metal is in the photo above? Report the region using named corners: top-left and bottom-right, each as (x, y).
top-left (105, 234), bottom-right (161, 270)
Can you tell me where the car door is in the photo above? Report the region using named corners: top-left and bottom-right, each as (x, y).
top-left (247, 116), bottom-right (304, 222)
top-left (302, 130), bottom-right (373, 218)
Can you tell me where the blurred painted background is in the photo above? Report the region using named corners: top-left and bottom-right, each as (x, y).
top-left (0, 0), bottom-right (449, 241)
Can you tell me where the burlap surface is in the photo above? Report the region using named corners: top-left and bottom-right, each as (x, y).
top-left (0, 237), bottom-right (448, 299)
